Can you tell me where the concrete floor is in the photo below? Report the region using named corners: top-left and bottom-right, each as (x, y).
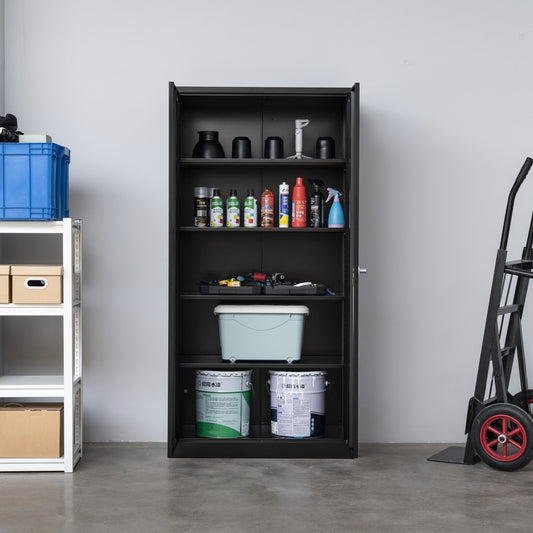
top-left (0, 443), bottom-right (531, 533)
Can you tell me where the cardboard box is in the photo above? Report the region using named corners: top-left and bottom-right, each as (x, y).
top-left (0, 265), bottom-right (10, 303)
top-left (11, 265), bottom-right (63, 304)
top-left (0, 403), bottom-right (63, 458)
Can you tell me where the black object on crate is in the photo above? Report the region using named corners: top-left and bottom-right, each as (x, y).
top-left (429, 157), bottom-right (533, 471)
top-left (264, 283), bottom-right (327, 295)
top-left (200, 285), bottom-right (262, 295)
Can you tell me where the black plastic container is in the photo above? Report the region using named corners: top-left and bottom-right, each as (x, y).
top-left (192, 131), bottom-right (225, 158)
top-left (316, 137), bottom-right (335, 159)
top-left (232, 136), bottom-right (252, 158)
top-left (264, 136), bottom-right (284, 158)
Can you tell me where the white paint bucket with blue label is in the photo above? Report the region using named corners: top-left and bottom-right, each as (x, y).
top-left (196, 370), bottom-right (252, 438)
top-left (269, 370), bottom-right (327, 438)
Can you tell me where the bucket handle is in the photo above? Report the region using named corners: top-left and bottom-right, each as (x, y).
top-left (246, 380), bottom-right (254, 395)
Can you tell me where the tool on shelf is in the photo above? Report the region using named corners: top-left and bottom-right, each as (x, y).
top-left (287, 119), bottom-right (311, 159)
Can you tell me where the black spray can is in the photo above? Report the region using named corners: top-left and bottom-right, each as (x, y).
top-left (309, 179), bottom-right (325, 227)
top-left (194, 186), bottom-right (209, 227)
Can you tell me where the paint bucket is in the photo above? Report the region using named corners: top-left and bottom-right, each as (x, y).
top-left (269, 371), bottom-right (327, 438)
top-left (195, 370), bottom-right (252, 438)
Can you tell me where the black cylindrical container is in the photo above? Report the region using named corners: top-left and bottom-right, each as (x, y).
top-left (316, 137), bottom-right (335, 159)
top-left (264, 136), bottom-right (284, 158)
top-left (232, 136), bottom-right (252, 158)
top-left (192, 131), bottom-right (225, 158)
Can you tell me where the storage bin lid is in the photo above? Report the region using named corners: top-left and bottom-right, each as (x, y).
top-left (11, 265), bottom-right (63, 276)
top-left (0, 403), bottom-right (63, 412)
top-left (0, 265), bottom-right (9, 275)
top-left (214, 305), bottom-right (309, 315)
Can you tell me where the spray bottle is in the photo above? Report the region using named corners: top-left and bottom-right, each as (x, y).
top-left (309, 179), bottom-right (325, 228)
top-left (326, 188), bottom-right (345, 228)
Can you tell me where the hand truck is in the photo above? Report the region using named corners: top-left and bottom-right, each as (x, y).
top-left (430, 157), bottom-right (533, 470)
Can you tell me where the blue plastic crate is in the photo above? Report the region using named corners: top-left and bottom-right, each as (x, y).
top-left (0, 143), bottom-right (70, 220)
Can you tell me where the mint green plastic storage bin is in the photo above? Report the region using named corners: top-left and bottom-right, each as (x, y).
top-left (214, 305), bottom-right (310, 363)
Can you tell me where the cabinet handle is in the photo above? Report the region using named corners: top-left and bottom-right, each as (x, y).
top-left (358, 267), bottom-right (368, 274)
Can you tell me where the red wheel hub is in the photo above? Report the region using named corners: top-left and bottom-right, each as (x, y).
top-left (480, 414), bottom-right (527, 462)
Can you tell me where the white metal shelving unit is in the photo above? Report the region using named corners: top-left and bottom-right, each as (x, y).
top-left (0, 219), bottom-right (82, 472)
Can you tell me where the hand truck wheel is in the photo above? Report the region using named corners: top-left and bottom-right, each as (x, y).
top-left (471, 403), bottom-right (533, 471)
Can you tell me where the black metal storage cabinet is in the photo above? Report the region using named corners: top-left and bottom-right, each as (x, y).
top-left (168, 84), bottom-right (359, 458)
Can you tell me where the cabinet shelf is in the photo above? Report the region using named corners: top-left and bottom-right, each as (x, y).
top-left (0, 375), bottom-right (64, 397)
top-left (180, 158), bottom-right (346, 168)
top-left (178, 355), bottom-right (344, 369)
top-left (180, 292), bottom-right (344, 301)
top-left (173, 436), bottom-right (351, 459)
top-left (179, 226), bottom-right (346, 233)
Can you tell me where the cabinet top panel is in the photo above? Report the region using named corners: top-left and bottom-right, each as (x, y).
top-left (172, 85), bottom-right (357, 97)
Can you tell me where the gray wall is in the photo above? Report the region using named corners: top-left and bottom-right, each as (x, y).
top-left (4, 0), bottom-right (533, 442)
top-left (0, 0), bottom-right (3, 113)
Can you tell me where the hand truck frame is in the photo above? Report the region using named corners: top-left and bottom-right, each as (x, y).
top-left (430, 157), bottom-right (533, 470)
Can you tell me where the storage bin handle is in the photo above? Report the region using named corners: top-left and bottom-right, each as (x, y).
top-left (232, 315), bottom-right (292, 331)
top-left (24, 277), bottom-right (48, 290)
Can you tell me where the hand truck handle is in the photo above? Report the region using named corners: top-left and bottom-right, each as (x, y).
top-left (500, 157), bottom-right (533, 251)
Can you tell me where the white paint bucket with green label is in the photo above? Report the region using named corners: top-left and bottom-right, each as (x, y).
top-left (195, 370), bottom-right (252, 438)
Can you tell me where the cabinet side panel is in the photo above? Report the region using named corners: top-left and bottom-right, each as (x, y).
top-left (168, 82), bottom-right (179, 455)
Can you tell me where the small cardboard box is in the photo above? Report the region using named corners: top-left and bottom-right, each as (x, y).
top-left (0, 403), bottom-right (63, 458)
top-left (11, 265), bottom-right (63, 304)
top-left (0, 265), bottom-right (10, 303)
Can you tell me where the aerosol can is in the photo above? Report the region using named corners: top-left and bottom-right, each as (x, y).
top-left (261, 188), bottom-right (274, 227)
top-left (244, 189), bottom-right (257, 227)
top-left (210, 188), bottom-right (224, 227)
top-left (326, 187), bottom-right (345, 228)
top-left (227, 189), bottom-right (240, 227)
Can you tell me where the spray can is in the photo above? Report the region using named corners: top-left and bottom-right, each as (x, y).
top-left (279, 182), bottom-right (289, 228)
top-left (291, 177), bottom-right (306, 227)
top-left (244, 189), bottom-right (257, 227)
top-left (194, 186), bottom-right (209, 227)
top-left (226, 190), bottom-right (240, 227)
top-left (210, 188), bottom-right (224, 227)
top-left (309, 179), bottom-right (325, 228)
top-left (261, 188), bottom-right (274, 227)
